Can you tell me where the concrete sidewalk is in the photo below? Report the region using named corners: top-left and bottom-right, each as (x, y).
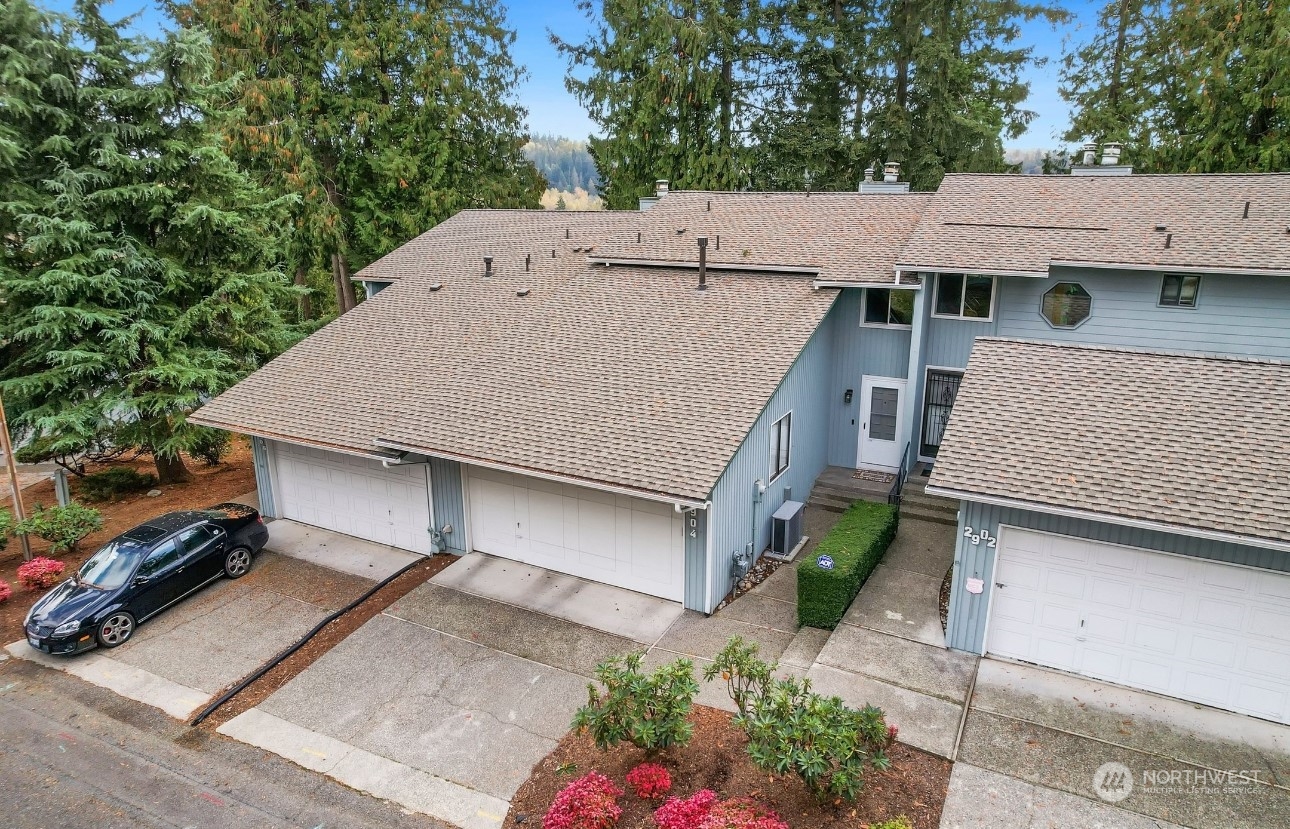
top-left (264, 518), bottom-right (421, 580)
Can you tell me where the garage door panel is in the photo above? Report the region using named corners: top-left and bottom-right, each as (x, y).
top-left (468, 471), bottom-right (684, 601)
top-left (988, 527), bottom-right (1290, 725)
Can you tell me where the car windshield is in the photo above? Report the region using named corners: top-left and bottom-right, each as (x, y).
top-left (78, 540), bottom-right (148, 589)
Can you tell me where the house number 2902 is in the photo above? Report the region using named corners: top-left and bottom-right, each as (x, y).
top-left (963, 526), bottom-right (997, 548)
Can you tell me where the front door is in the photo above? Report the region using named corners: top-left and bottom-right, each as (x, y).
top-left (857, 376), bottom-right (907, 471)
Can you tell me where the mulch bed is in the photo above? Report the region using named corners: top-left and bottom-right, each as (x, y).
top-left (0, 441), bottom-right (257, 644)
top-left (939, 566), bottom-right (953, 633)
top-left (715, 556), bottom-right (784, 612)
top-left (508, 706), bottom-right (951, 829)
top-left (195, 553), bottom-right (457, 729)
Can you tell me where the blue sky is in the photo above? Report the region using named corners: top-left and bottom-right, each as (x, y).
top-left (41, 0), bottom-right (1100, 150)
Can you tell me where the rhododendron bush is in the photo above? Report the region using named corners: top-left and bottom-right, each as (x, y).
top-left (543, 771), bottom-right (623, 829)
top-left (17, 557), bottom-right (65, 590)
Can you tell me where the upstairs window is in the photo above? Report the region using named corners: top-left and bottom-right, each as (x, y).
top-left (1160, 274), bottom-right (1200, 308)
top-left (933, 273), bottom-right (995, 320)
top-left (769, 413), bottom-right (791, 481)
top-left (862, 288), bottom-right (914, 327)
top-left (1041, 282), bottom-right (1093, 328)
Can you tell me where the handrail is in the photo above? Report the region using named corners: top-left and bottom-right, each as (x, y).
top-left (888, 440), bottom-right (912, 507)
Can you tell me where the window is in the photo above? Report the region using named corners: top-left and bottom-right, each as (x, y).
top-left (1041, 282), bottom-right (1093, 328)
top-left (933, 273), bottom-right (995, 319)
top-left (862, 288), bottom-right (914, 327)
top-left (136, 540), bottom-right (181, 579)
top-left (178, 525), bottom-right (219, 555)
top-left (769, 413), bottom-right (791, 481)
top-left (1160, 274), bottom-right (1200, 307)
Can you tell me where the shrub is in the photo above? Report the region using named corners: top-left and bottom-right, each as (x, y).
top-left (78, 467), bottom-right (158, 501)
top-left (702, 636), bottom-right (775, 716)
top-left (698, 798), bottom-right (788, 829)
top-left (0, 508), bottom-right (11, 551)
top-left (740, 674), bottom-right (896, 802)
top-left (797, 501), bottom-right (898, 629)
top-left (626, 763), bottom-right (672, 800)
top-left (189, 427), bottom-right (232, 467)
top-left (868, 819), bottom-right (913, 829)
top-left (573, 651), bottom-right (699, 754)
top-left (17, 557), bottom-right (66, 591)
top-left (654, 789), bottom-right (718, 829)
top-left (16, 503), bottom-right (103, 553)
top-left (0, 579), bottom-right (12, 603)
top-left (543, 771), bottom-right (623, 829)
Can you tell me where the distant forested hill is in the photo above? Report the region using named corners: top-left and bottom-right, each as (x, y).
top-left (524, 135), bottom-right (599, 195)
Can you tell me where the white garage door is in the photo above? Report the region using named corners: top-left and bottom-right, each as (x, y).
top-left (988, 527), bottom-right (1290, 724)
top-left (273, 442), bottom-right (433, 554)
top-left (468, 467), bottom-right (685, 601)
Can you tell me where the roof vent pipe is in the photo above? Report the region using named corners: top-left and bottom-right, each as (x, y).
top-left (1082, 141), bottom-right (1098, 166)
top-left (1101, 142), bottom-right (1123, 166)
top-left (697, 236), bottom-right (708, 291)
top-left (883, 161), bottom-right (900, 183)
top-left (525, 253), bottom-right (531, 272)
top-left (483, 256), bottom-right (493, 277)
top-left (656, 179), bottom-right (670, 197)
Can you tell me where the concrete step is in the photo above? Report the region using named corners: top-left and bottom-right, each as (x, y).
top-left (812, 482), bottom-right (881, 501)
top-left (807, 497), bottom-right (849, 514)
top-left (899, 504), bottom-right (959, 526)
top-left (808, 492), bottom-right (854, 511)
top-left (899, 491), bottom-right (958, 514)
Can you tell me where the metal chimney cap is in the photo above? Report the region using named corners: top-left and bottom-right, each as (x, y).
top-left (1101, 142), bottom-right (1124, 165)
top-left (863, 166), bottom-right (875, 183)
top-left (655, 179), bottom-right (670, 196)
top-left (882, 161), bottom-right (901, 183)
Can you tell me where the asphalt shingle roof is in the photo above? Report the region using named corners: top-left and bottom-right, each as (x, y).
top-left (194, 211), bottom-right (837, 501)
top-left (899, 173), bottom-right (1290, 275)
top-left (594, 191), bottom-right (932, 284)
top-left (928, 338), bottom-right (1290, 548)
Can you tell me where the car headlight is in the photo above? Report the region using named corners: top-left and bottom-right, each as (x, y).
top-left (52, 620), bottom-right (82, 637)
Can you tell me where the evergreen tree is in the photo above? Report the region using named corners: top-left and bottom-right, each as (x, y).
top-left (173, 0), bottom-right (544, 315)
top-left (0, 0), bottom-right (296, 483)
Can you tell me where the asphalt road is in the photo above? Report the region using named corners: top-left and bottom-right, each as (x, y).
top-left (0, 656), bottom-right (450, 829)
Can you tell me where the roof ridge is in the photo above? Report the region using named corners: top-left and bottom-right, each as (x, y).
top-left (975, 336), bottom-right (1290, 368)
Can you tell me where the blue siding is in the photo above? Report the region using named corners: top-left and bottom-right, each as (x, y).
top-left (827, 288), bottom-right (913, 467)
top-left (251, 436), bottom-right (276, 518)
top-left (429, 457), bottom-right (466, 553)
top-left (946, 500), bottom-right (1290, 653)
top-left (684, 508), bottom-right (708, 613)
top-left (708, 301), bottom-right (838, 612)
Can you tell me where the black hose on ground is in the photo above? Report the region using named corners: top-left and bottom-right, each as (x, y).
top-left (190, 556), bottom-right (424, 726)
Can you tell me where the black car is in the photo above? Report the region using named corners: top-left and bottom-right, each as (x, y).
top-left (24, 503), bottom-right (270, 655)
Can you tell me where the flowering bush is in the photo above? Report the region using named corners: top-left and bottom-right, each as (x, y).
top-left (698, 798), bottom-right (788, 829)
top-left (543, 771), bottom-right (623, 829)
top-left (626, 763), bottom-right (672, 800)
top-left (16, 503), bottom-right (102, 553)
top-left (17, 557), bottom-right (66, 591)
top-left (0, 579), bottom-right (12, 603)
top-left (653, 789), bottom-right (718, 829)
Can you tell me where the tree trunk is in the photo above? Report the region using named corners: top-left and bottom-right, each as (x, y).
top-left (155, 452), bottom-right (192, 485)
top-left (337, 252), bottom-right (358, 311)
top-left (294, 265), bottom-right (312, 321)
top-left (1107, 0), bottom-right (1133, 119)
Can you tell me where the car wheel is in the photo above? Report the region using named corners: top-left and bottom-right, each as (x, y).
top-left (96, 612), bottom-right (135, 648)
top-left (224, 547), bottom-right (253, 578)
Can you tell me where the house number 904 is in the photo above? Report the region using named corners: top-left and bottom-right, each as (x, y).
top-left (963, 526), bottom-right (997, 548)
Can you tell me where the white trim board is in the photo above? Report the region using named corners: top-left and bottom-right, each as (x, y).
top-left (926, 485), bottom-right (1290, 556)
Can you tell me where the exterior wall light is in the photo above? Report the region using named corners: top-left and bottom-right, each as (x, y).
top-left (843, 389), bottom-right (854, 404)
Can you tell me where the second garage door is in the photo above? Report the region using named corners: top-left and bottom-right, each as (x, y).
top-left (273, 442), bottom-right (433, 554)
top-left (988, 527), bottom-right (1290, 724)
top-left (468, 467), bottom-right (685, 601)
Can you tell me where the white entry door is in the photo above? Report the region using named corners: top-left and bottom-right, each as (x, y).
top-left (272, 442), bottom-right (433, 554)
top-left (467, 467), bottom-right (685, 601)
top-left (988, 528), bottom-right (1290, 724)
top-left (857, 375), bottom-right (907, 471)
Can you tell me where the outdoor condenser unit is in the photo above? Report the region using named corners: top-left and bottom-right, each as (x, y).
top-left (771, 500), bottom-right (805, 557)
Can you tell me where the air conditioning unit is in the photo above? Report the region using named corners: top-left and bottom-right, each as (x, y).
top-left (770, 500), bottom-right (805, 558)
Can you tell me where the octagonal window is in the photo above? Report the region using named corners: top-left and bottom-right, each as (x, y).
top-left (1041, 282), bottom-right (1092, 328)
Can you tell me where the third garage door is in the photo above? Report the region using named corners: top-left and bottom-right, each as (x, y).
top-left (988, 527), bottom-right (1290, 724)
top-left (467, 467), bottom-right (685, 601)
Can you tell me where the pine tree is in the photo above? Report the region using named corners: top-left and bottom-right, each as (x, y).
top-left (0, 0), bottom-right (296, 483)
top-left (172, 0), bottom-right (544, 314)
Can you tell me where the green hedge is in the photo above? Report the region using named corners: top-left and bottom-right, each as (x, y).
top-left (798, 501), bottom-right (899, 629)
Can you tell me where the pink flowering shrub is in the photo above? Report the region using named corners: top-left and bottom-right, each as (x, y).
top-left (17, 557), bottom-right (65, 590)
top-left (698, 798), bottom-right (788, 829)
top-left (0, 579), bottom-right (12, 603)
top-left (653, 789), bottom-right (718, 829)
top-left (626, 763), bottom-right (673, 800)
top-left (543, 771), bottom-right (623, 829)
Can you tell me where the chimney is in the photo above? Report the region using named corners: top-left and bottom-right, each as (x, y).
top-left (483, 256), bottom-right (493, 277)
top-left (696, 236), bottom-right (708, 291)
top-left (1082, 141), bottom-right (1098, 166)
top-left (1071, 142), bottom-right (1132, 176)
top-left (860, 161), bottom-right (910, 194)
top-left (883, 161), bottom-right (901, 183)
top-left (863, 166), bottom-right (875, 184)
top-left (656, 179), bottom-right (670, 197)
top-left (1101, 142), bottom-right (1123, 166)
